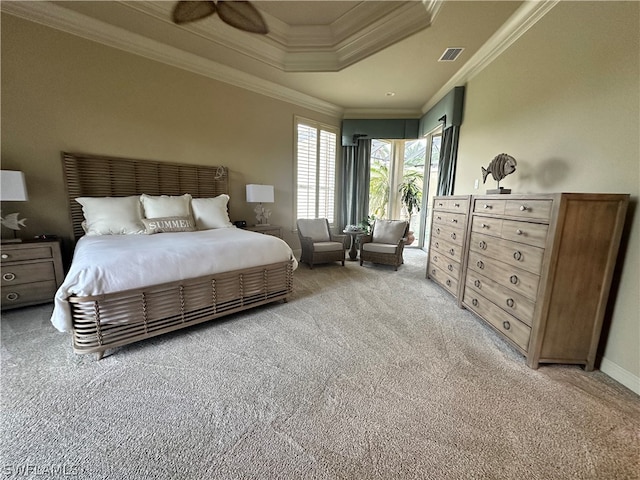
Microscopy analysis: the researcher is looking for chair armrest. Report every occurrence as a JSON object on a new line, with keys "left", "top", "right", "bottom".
{"left": 298, "top": 234, "right": 315, "bottom": 251}
{"left": 330, "top": 233, "right": 348, "bottom": 248}
{"left": 359, "top": 234, "right": 373, "bottom": 246}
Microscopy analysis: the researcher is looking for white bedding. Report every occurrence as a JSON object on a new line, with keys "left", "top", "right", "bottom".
{"left": 51, "top": 228, "right": 297, "bottom": 332}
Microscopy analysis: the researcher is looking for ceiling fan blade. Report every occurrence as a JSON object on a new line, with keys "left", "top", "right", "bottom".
{"left": 172, "top": 1, "right": 217, "bottom": 25}
{"left": 217, "top": 1, "right": 269, "bottom": 34}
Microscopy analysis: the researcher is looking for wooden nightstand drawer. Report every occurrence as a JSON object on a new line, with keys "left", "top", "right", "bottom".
{"left": 246, "top": 225, "right": 282, "bottom": 238}
{"left": 1, "top": 280, "right": 58, "bottom": 308}
{"left": 2, "top": 262, "right": 55, "bottom": 286}
{"left": 1, "top": 245, "right": 54, "bottom": 263}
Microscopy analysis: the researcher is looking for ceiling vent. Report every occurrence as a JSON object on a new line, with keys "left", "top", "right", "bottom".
{"left": 438, "top": 47, "right": 464, "bottom": 62}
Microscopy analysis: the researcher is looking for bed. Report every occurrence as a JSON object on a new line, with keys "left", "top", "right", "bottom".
{"left": 52, "top": 152, "right": 296, "bottom": 359}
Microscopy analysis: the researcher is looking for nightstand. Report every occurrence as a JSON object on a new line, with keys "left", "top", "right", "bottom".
{"left": 246, "top": 225, "right": 282, "bottom": 239}
{"left": 1, "top": 239, "right": 64, "bottom": 310}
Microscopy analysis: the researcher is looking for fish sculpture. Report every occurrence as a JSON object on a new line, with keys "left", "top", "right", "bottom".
{"left": 0, "top": 212, "right": 27, "bottom": 230}
{"left": 482, "top": 153, "right": 517, "bottom": 184}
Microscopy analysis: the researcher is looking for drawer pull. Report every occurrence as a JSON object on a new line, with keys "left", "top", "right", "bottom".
{"left": 481, "top": 223, "right": 488, "bottom": 229}
{"left": 435, "top": 242, "right": 439, "bottom": 248}
{"left": 478, "top": 241, "right": 487, "bottom": 250}
{"left": 5, "top": 292, "right": 19, "bottom": 301}
{"left": 1, "top": 254, "right": 9, "bottom": 259}
{"left": 432, "top": 255, "right": 438, "bottom": 262}
{"left": 454, "top": 203, "right": 460, "bottom": 207}
{"left": 474, "top": 279, "right": 481, "bottom": 288}
{"left": 483, "top": 204, "right": 492, "bottom": 209}
{"left": 438, "top": 202, "right": 444, "bottom": 207}
{"left": 446, "top": 279, "right": 452, "bottom": 287}
{"left": 472, "top": 298, "right": 479, "bottom": 307}
{"left": 447, "top": 264, "right": 454, "bottom": 272}
{"left": 437, "top": 216, "right": 442, "bottom": 221}
{"left": 503, "top": 321, "right": 511, "bottom": 330}
{"left": 506, "top": 298, "right": 515, "bottom": 308}
{"left": 519, "top": 205, "right": 528, "bottom": 211}
{"left": 476, "top": 260, "right": 485, "bottom": 269}
{"left": 516, "top": 229, "right": 523, "bottom": 235}
{"left": 2, "top": 273, "right": 16, "bottom": 282}
{"left": 510, "top": 275, "right": 519, "bottom": 285}
{"left": 450, "top": 232, "right": 456, "bottom": 240}
{"left": 449, "top": 248, "right": 455, "bottom": 255}
{"left": 431, "top": 269, "right": 436, "bottom": 275}
{"left": 451, "top": 218, "right": 458, "bottom": 224}
{"left": 513, "top": 251, "right": 523, "bottom": 261}
{"left": 436, "top": 228, "right": 441, "bottom": 234}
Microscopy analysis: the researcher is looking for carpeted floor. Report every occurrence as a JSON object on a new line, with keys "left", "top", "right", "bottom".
{"left": 1, "top": 249, "right": 639, "bottom": 479}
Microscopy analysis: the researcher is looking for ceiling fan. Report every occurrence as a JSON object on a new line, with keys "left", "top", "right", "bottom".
{"left": 172, "top": 1, "right": 269, "bottom": 34}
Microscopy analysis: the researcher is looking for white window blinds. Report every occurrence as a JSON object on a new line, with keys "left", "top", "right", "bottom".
{"left": 295, "top": 119, "right": 337, "bottom": 223}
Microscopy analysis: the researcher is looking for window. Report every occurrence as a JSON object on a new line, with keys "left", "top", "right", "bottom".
{"left": 295, "top": 117, "right": 338, "bottom": 223}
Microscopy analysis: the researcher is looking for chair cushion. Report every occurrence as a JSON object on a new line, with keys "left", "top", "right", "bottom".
{"left": 372, "top": 220, "right": 407, "bottom": 244}
{"left": 297, "top": 219, "right": 330, "bottom": 242}
{"left": 362, "top": 243, "right": 399, "bottom": 254}
{"left": 313, "top": 241, "right": 344, "bottom": 252}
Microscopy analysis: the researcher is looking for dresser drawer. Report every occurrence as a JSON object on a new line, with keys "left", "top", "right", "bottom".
{"left": 469, "top": 232, "right": 544, "bottom": 275}
{"left": 432, "top": 223, "right": 464, "bottom": 247}
{"left": 505, "top": 199, "right": 552, "bottom": 221}
{"left": 429, "top": 250, "right": 460, "bottom": 280}
{"left": 432, "top": 211, "right": 466, "bottom": 230}
{"left": 500, "top": 219, "right": 549, "bottom": 248}
{"left": 1, "top": 262, "right": 55, "bottom": 286}
{"left": 466, "top": 269, "right": 535, "bottom": 327}
{"left": 1, "top": 245, "right": 54, "bottom": 263}
{"left": 471, "top": 216, "right": 502, "bottom": 238}
{"left": 473, "top": 198, "right": 506, "bottom": 215}
{"left": 433, "top": 197, "right": 469, "bottom": 213}
{"left": 467, "top": 250, "right": 540, "bottom": 301}
{"left": 428, "top": 263, "right": 458, "bottom": 297}
{"left": 1, "top": 280, "right": 57, "bottom": 308}
{"left": 431, "top": 237, "right": 463, "bottom": 263}
{"left": 463, "top": 289, "right": 531, "bottom": 352}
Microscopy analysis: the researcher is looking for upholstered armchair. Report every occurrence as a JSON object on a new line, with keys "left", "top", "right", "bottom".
{"left": 297, "top": 218, "right": 347, "bottom": 268}
{"left": 359, "top": 219, "right": 409, "bottom": 271}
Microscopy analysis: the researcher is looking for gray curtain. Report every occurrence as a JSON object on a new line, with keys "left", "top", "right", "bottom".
{"left": 340, "top": 139, "right": 371, "bottom": 229}
{"left": 437, "top": 125, "right": 460, "bottom": 196}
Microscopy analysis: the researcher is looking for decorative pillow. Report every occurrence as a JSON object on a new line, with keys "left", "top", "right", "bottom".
{"left": 191, "top": 195, "right": 233, "bottom": 230}
{"left": 373, "top": 220, "right": 407, "bottom": 244}
{"left": 142, "top": 216, "right": 196, "bottom": 234}
{"left": 76, "top": 196, "right": 145, "bottom": 235}
{"left": 140, "top": 194, "right": 192, "bottom": 219}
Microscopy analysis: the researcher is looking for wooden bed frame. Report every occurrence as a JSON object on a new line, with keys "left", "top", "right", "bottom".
{"left": 62, "top": 152, "right": 294, "bottom": 359}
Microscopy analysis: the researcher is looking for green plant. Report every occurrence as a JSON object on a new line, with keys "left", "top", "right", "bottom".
{"left": 358, "top": 215, "right": 376, "bottom": 234}
{"left": 399, "top": 173, "right": 423, "bottom": 217}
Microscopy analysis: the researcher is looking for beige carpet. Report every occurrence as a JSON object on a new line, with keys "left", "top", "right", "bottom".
{"left": 1, "top": 249, "right": 639, "bottom": 479}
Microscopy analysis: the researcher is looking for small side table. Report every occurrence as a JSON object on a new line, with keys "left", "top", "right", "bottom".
{"left": 342, "top": 229, "right": 365, "bottom": 261}
{"left": 246, "top": 225, "right": 282, "bottom": 239}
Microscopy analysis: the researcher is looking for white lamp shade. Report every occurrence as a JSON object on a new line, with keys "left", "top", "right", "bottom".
{"left": 246, "top": 184, "right": 274, "bottom": 203}
{"left": 1, "top": 170, "right": 29, "bottom": 201}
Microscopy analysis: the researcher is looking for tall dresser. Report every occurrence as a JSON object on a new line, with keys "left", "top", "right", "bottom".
{"left": 426, "top": 195, "right": 470, "bottom": 303}
{"left": 426, "top": 193, "right": 628, "bottom": 370}
{"left": 460, "top": 193, "right": 628, "bottom": 370}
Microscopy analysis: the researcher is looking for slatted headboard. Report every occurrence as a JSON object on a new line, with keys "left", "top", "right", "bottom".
{"left": 62, "top": 152, "right": 229, "bottom": 241}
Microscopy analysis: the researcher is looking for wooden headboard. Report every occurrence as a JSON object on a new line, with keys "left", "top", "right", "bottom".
{"left": 62, "top": 152, "right": 229, "bottom": 241}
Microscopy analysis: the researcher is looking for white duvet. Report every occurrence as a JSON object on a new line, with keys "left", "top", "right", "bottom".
{"left": 51, "top": 228, "right": 297, "bottom": 332}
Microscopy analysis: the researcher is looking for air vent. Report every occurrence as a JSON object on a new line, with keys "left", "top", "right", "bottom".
{"left": 438, "top": 47, "right": 464, "bottom": 62}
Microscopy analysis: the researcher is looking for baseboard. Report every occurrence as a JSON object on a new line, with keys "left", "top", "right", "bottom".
{"left": 600, "top": 358, "right": 640, "bottom": 395}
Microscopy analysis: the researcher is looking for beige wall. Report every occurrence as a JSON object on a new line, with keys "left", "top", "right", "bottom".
{"left": 456, "top": 2, "right": 639, "bottom": 390}
{"left": 0, "top": 14, "right": 339, "bottom": 251}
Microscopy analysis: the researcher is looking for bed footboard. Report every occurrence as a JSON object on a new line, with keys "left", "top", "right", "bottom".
{"left": 69, "top": 260, "right": 294, "bottom": 358}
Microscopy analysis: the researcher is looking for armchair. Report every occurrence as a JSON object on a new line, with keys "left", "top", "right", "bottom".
{"left": 359, "top": 219, "right": 409, "bottom": 271}
{"left": 297, "top": 218, "right": 347, "bottom": 268}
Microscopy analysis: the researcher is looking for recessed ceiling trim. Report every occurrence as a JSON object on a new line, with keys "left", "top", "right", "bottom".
{"left": 0, "top": 1, "right": 343, "bottom": 117}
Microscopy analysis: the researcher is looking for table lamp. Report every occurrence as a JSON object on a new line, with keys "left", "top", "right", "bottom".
{"left": 1, "top": 170, "right": 29, "bottom": 242}
{"left": 246, "top": 184, "right": 274, "bottom": 225}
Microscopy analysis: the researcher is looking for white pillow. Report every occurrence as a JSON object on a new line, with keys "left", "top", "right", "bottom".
{"left": 191, "top": 195, "right": 233, "bottom": 230}
{"left": 140, "top": 194, "right": 192, "bottom": 218}
{"left": 76, "top": 196, "right": 145, "bottom": 235}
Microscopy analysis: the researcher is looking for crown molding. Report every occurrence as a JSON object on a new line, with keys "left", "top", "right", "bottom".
{"left": 0, "top": 1, "right": 344, "bottom": 118}
{"left": 421, "top": 0, "right": 559, "bottom": 113}
{"left": 342, "top": 109, "right": 423, "bottom": 119}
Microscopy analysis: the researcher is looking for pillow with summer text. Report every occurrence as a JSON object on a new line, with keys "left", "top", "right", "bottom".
{"left": 76, "top": 196, "right": 145, "bottom": 235}
{"left": 191, "top": 195, "right": 233, "bottom": 230}
{"left": 142, "top": 216, "right": 196, "bottom": 234}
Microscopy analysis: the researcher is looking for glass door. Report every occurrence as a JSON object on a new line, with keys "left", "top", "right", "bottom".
{"left": 420, "top": 127, "right": 442, "bottom": 250}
